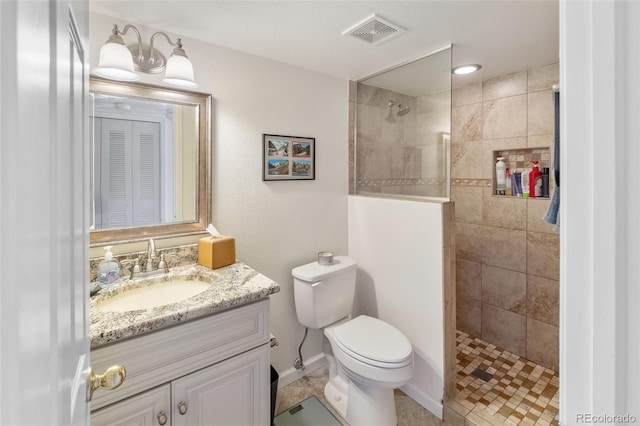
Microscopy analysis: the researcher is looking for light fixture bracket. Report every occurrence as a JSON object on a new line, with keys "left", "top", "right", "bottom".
{"left": 129, "top": 45, "right": 167, "bottom": 74}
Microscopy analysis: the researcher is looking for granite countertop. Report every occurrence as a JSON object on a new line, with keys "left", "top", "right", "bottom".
{"left": 90, "top": 262, "right": 280, "bottom": 349}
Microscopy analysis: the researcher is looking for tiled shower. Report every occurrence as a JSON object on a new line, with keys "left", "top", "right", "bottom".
{"left": 351, "top": 47, "right": 451, "bottom": 198}
{"left": 452, "top": 63, "right": 560, "bottom": 371}
{"left": 350, "top": 46, "right": 560, "bottom": 421}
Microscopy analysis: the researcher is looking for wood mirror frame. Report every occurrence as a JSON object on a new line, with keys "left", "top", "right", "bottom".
{"left": 89, "top": 77, "right": 211, "bottom": 245}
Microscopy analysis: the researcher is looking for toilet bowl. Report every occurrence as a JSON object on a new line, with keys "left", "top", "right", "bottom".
{"left": 323, "top": 316, "right": 413, "bottom": 425}
{"left": 292, "top": 256, "right": 414, "bottom": 426}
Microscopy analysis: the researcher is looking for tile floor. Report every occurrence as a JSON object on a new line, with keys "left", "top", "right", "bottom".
{"left": 276, "top": 330, "right": 560, "bottom": 426}
{"left": 275, "top": 366, "right": 441, "bottom": 426}
{"left": 445, "top": 331, "right": 560, "bottom": 426}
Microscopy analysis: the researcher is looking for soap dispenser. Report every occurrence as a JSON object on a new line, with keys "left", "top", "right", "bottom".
{"left": 97, "top": 246, "right": 121, "bottom": 285}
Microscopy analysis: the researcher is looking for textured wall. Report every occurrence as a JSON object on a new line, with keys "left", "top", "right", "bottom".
{"left": 451, "top": 63, "right": 560, "bottom": 370}
{"left": 90, "top": 13, "right": 350, "bottom": 377}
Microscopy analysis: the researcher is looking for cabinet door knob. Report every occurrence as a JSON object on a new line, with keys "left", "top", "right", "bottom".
{"left": 177, "top": 401, "right": 188, "bottom": 415}
{"left": 157, "top": 411, "right": 168, "bottom": 425}
{"left": 87, "top": 364, "right": 127, "bottom": 402}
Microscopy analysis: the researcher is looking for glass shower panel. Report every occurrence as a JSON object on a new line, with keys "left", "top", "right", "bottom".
{"left": 355, "top": 47, "right": 451, "bottom": 198}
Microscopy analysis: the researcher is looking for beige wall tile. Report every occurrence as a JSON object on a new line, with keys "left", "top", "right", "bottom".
{"left": 381, "top": 112, "right": 404, "bottom": 145}
{"left": 420, "top": 144, "right": 447, "bottom": 179}
{"left": 527, "top": 198, "right": 556, "bottom": 233}
{"left": 482, "top": 264, "right": 527, "bottom": 314}
{"left": 452, "top": 140, "right": 485, "bottom": 179}
{"left": 482, "top": 303, "right": 526, "bottom": 357}
{"left": 456, "top": 222, "right": 486, "bottom": 263}
{"left": 527, "top": 275, "right": 559, "bottom": 327}
{"left": 453, "top": 83, "right": 482, "bottom": 107}
{"left": 357, "top": 83, "right": 388, "bottom": 107}
{"left": 526, "top": 318, "right": 559, "bottom": 371}
{"left": 417, "top": 90, "right": 450, "bottom": 114}
{"left": 452, "top": 103, "right": 483, "bottom": 143}
{"left": 527, "top": 232, "right": 560, "bottom": 280}
{"left": 443, "top": 201, "right": 455, "bottom": 248}
{"left": 417, "top": 109, "right": 450, "bottom": 146}
{"left": 527, "top": 134, "right": 554, "bottom": 149}
{"left": 483, "top": 95, "right": 527, "bottom": 140}
{"left": 528, "top": 90, "right": 554, "bottom": 136}
{"left": 443, "top": 247, "right": 457, "bottom": 401}
{"left": 356, "top": 103, "right": 382, "bottom": 144}
{"left": 483, "top": 71, "right": 527, "bottom": 101}
{"left": 482, "top": 187, "right": 528, "bottom": 230}
{"left": 349, "top": 80, "right": 357, "bottom": 102}
{"left": 355, "top": 142, "right": 385, "bottom": 180}
{"left": 452, "top": 186, "right": 483, "bottom": 224}
{"left": 458, "top": 294, "right": 482, "bottom": 338}
{"left": 481, "top": 227, "right": 527, "bottom": 272}
{"left": 394, "top": 146, "right": 422, "bottom": 179}
{"left": 528, "top": 63, "right": 559, "bottom": 92}
{"left": 457, "top": 258, "right": 482, "bottom": 300}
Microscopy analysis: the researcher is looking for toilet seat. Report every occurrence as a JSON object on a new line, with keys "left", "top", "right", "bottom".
{"left": 332, "top": 315, "right": 412, "bottom": 368}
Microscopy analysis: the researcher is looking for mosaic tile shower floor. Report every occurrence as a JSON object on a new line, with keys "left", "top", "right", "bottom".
{"left": 446, "top": 330, "right": 560, "bottom": 426}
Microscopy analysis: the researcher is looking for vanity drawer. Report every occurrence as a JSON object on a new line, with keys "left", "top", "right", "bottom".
{"left": 90, "top": 298, "right": 269, "bottom": 410}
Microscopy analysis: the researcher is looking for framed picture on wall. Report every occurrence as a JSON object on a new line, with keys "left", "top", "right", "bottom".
{"left": 262, "top": 134, "right": 315, "bottom": 181}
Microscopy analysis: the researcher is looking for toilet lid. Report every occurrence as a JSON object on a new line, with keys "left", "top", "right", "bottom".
{"left": 333, "top": 316, "right": 412, "bottom": 366}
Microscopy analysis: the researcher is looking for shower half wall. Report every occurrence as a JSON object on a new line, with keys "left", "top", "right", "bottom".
{"left": 347, "top": 47, "right": 456, "bottom": 417}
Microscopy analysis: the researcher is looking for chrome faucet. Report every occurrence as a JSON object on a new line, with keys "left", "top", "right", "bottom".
{"left": 128, "top": 238, "right": 169, "bottom": 279}
{"left": 146, "top": 238, "right": 157, "bottom": 272}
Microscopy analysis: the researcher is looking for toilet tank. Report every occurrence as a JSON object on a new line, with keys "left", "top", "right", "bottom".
{"left": 292, "top": 255, "right": 357, "bottom": 329}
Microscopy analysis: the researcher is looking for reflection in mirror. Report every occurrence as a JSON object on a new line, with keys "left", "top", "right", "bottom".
{"left": 90, "top": 77, "right": 211, "bottom": 245}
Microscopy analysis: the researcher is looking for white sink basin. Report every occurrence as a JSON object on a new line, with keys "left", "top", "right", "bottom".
{"left": 97, "top": 279, "right": 211, "bottom": 313}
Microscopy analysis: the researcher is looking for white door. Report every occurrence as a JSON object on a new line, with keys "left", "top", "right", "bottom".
{"left": 0, "top": 1, "right": 90, "bottom": 424}
{"left": 95, "top": 118, "right": 162, "bottom": 228}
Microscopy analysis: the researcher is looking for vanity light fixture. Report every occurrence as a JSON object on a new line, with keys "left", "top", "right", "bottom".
{"left": 94, "top": 24, "right": 198, "bottom": 88}
{"left": 451, "top": 64, "right": 482, "bottom": 75}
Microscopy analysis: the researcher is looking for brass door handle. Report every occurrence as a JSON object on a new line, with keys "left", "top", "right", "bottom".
{"left": 87, "top": 364, "right": 126, "bottom": 402}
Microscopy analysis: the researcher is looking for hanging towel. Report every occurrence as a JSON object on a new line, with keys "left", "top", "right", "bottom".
{"left": 544, "top": 89, "right": 560, "bottom": 228}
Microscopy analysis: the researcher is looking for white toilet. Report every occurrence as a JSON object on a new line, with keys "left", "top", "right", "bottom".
{"left": 292, "top": 255, "right": 413, "bottom": 426}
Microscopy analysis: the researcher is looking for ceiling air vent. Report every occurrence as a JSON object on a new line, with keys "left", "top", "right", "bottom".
{"left": 342, "top": 14, "right": 405, "bottom": 45}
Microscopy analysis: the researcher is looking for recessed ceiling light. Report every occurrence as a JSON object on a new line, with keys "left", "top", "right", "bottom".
{"left": 452, "top": 64, "right": 482, "bottom": 75}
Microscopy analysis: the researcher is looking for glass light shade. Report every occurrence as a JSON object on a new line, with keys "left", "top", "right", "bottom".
{"left": 94, "top": 42, "right": 139, "bottom": 81}
{"left": 163, "top": 54, "right": 198, "bottom": 88}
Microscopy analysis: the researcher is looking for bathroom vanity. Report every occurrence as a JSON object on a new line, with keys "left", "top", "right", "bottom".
{"left": 89, "top": 262, "right": 279, "bottom": 425}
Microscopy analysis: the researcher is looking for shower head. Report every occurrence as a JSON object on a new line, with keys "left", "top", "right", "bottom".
{"left": 397, "top": 104, "right": 410, "bottom": 116}
{"left": 388, "top": 100, "right": 410, "bottom": 116}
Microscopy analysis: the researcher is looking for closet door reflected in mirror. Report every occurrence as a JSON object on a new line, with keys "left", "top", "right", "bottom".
{"left": 90, "top": 77, "right": 211, "bottom": 245}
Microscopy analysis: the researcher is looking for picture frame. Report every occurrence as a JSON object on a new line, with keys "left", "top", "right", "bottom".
{"left": 262, "top": 134, "right": 315, "bottom": 181}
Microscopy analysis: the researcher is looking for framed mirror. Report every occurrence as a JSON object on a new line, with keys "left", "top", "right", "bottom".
{"left": 89, "top": 77, "right": 211, "bottom": 245}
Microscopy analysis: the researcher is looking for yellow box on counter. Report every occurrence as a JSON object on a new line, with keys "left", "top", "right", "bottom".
{"left": 198, "top": 236, "right": 236, "bottom": 269}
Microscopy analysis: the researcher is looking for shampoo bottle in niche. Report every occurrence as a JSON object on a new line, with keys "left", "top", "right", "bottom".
{"left": 529, "top": 161, "right": 543, "bottom": 198}
{"left": 97, "top": 246, "right": 121, "bottom": 285}
{"left": 521, "top": 169, "right": 531, "bottom": 197}
{"left": 495, "top": 157, "right": 506, "bottom": 195}
{"left": 542, "top": 167, "right": 550, "bottom": 198}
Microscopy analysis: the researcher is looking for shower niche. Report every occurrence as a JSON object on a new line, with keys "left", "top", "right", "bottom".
{"left": 350, "top": 46, "right": 452, "bottom": 199}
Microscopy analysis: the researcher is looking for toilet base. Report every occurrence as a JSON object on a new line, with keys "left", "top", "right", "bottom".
{"left": 324, "top": 375, "right": 398, "bottom": 426}
{"left": 324, "top": 376, "right": 348, "bottom": 419}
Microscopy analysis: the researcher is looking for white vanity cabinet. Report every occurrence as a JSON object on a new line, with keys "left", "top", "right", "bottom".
{"left": 90, "top": 299, "right": 271, "bottom": 426}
